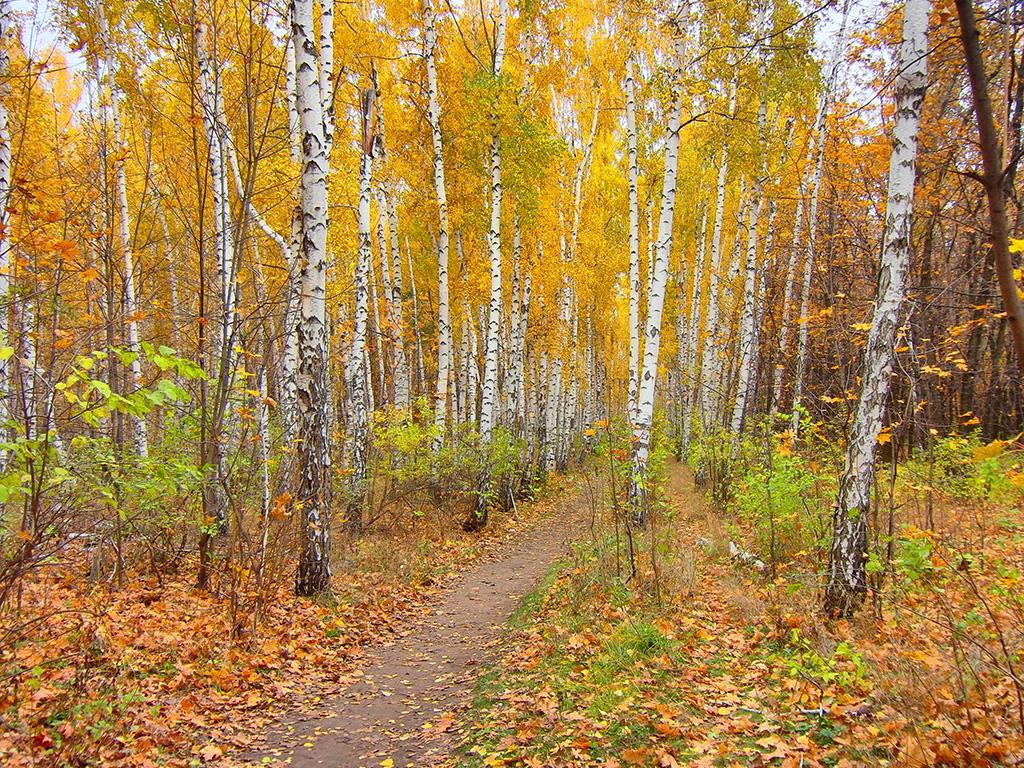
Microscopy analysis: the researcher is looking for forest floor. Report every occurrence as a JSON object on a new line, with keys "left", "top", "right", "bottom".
{"left": 5, "top": 459, "right": 1023, "bottom": 767}
{"left": 444, "top": 460, "right": 1024, "bottom": 768}
{"left": 0, "top": 473, "right": 591, "bottom": 768}
{"left": 243, "top": 480, "right": 591, "bottom": 768}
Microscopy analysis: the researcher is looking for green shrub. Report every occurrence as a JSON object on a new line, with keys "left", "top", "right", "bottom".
{"left": 903, "top": 432, "right": 1024, "bottom": 507}
{"left": 730, "top": 433, "right": 834, "bottom": 566}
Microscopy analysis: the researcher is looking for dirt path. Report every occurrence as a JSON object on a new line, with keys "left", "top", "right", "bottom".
{"left": 252, "top": 485, "right": 590, "bottom": 768}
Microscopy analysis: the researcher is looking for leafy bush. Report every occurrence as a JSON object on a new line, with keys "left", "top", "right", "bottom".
{"left": 903, "top": 432, "right": 1024, "bottom": 507}
{"left": 0, "top": 344, "right": 206, "bottom": 601}
{"left": 365, "top": 402, "right": 527, "bottom": 523}
{"left": 731, "top": 440, "right": 834, "bottom": 566}
{"left": 780, "top": 628, "right": 870, "bottom": 692}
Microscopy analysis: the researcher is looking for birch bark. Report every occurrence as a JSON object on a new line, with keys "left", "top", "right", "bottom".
{"left": 386, "top": 194, "right": 409, "bottom": 409}
{"left": 292, "top": 0, "right": 333, "bottom": 595}
{"left": 824, "top": 0, "right": 930, "bottom": 617}
{"left": 346, "top": 75, "right": 377, "bottom": 535}
{"left": 680, "top": 207, "right": 708, "bottom": 454}
{"left": 100, "top": 6, "right": 148, "bottom": 458}
{"left": 478, "top": 0, "right": 508, "bottom": 440}
{"left": 194, "top": 17, "right": 236, "bottom": 537}
{"left": 626, "top": 58, "right": 641, "bottom": 428}
{"left": 424, "top": 0, "right": 452, "bottom": 437}
{"left": 791, "top": 0, "right": 850, "bottom": 435}
{"left": 698, "top": 81, "right": 736, "bottom": 428}
{"left": 730, "top": 95, "right": 769, "bottom": 440}
{"left": 468, "top": 0, "right": 508, "bottom": 531}
{"left": 629, "top": 14, "right": 687, "bottom": 526}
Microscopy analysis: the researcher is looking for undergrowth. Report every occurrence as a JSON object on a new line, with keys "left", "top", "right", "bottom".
{"left": 453, "top": 428, "right": 1024, "bottom": 767}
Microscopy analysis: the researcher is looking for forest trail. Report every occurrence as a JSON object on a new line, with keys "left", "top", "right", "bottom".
{"left": 251, "top": 483, "right": 592, "bottom": 768}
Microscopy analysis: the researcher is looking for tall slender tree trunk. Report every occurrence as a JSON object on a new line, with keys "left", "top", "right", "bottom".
{"left": 507, "top": 217, "right": 530, "bottom": 435}
{"left": 281, "top": 37, "right": 302, "bottom": 444}
{"left": 425, "top": 0, "right": 452, "bottom": 437}
{"left": 468, "top": 0, "right": 508, "bottom": 531}
{"left": 771, "top": 176, "right": 807, "bottom": 416}
{"left": 680, "top": 207, "right": 708, "bottom": 454}
{"left": 699, "top": 81, "right": 736, "bottom": 429}
{"left": 346, "top": 75, "right": 377, "bottom": 535}
{"left": 386, "top": 194, "right": 409, "bottom": 409}
{"left": 292, "top": 0, "right": 334, "bottom": 595}
{"left": 368, "top": 230, "right": 386, "bottom": 405}
{"left": 626, "top": 58, "right": 641, "bottom": 428}
{"left": 406, "top": 238, "right": 426, "bottom": 397}
{"left": 478, "top": 0, "right": 508, "bottom": 440}
{"left": 791, "top": 0, "right": 850, "bottom": 436}
{"left": 100, "top": 5, "right": 148, "bottom": 458}
{"left": 629, "top": 13, "right": 687, "bottom": 527}
{"left": 195, "top": 17, "right": 238, "bottom": 541}
{"left": 730, "top": 188, "right": 764, "bottom": 440}
{"left": 824, "top": 0, "right": 931, "bottom": 618}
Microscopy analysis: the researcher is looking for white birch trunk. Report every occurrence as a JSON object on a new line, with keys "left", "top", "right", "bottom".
{"left": 790, "top": 131, "right": 826, "bottom": 436}
{"left": 386, "top": 195, "right": 409, "bottom": 409}
{"left": 647, "top": 201, "right": 657, "bottom": 302}
{"left": 347, "top": 104, "right": 375, "bottom": 529}
{"left": 281, "top": 37, "right": 302, "bottom": 441}
{"left": 425, "top": 0, "right": 452, "bottom": 436}
{"left": 730, "top": 89, "right": 769, "bottom": 440}
{"left": 101, "top": 6, "right": 148, "bottom": 458}
{"left": 478, "top": 0, "right": 508, "bottom": 441}
{"left": 291, "top": 0, "right": 333, "bottom": 595}
{"left": 626, "top": 58, "right": 641, "bottom": 427}
{"left": 507, "top": 217, "right": 529, "bottom": 434}
{"left": 771, "top": 176, "right": 807, "bottom": 417}
{"left": 368, "top": 230, "right": 386, "bottom": 403}
{"left": 629, "top": 16, "right": 687, "bottom": 525}
{"left": 698, "top": 80, "right": 735, "bottom": 429}
{"left": 281, "top": 211, "right": 302, "bottom": 442}
{"left": 406, "top": 238, "right": 426, "bottom": 395}
{"left": 680, "top": 207, "right": 708, "bottom": 454}
{"left": 729, "top": 187, "right": 764, "bottom": 439}
{"left": 319, "top": 0, "right": 334, "bottom": 160}
{"left": 285, "top": 35, "right": 301, "bottom": 164}
{"left": 825, "top": 0, "right": 930, "bottom": 617}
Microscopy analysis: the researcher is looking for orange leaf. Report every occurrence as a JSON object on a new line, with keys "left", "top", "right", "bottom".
{"left": 623, "top": 747, "right": 649, "bottom": 765}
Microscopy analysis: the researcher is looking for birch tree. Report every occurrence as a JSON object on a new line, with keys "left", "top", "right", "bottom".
{"left": 385, "top": 194, "right": 409, "bottom": 409}
{"left": 823, "top": 0, "right": 931, "bottom": 618}
{"left": 194, "top": 17, "right": 236, "bottom": 540}
{"left": 626, "top": 57, "right": 641, "bottom": 429}
{"left": 790, "top": 0, "right": 850, "bottom": 435}
{"left": 698, "top": 83, "right": 736, "bottom": 429}
{"left": 292, "top": 0, "right": 333, "bottom": 596}
{"left": 629, "top": 9, "right": 687, "bottom": 527}
{"left": 98, "top": 3, "right": 147, "bottom": 459}
{"left": 424, "top": 0, "right": 452, "bottom": 438}
{"left": 477, "top": 0, "right": 508, "bottom": 440}
{"left": 728, "top": 1, "right": 772, "bottom": 441}
{"left": 467, "top": 0, "right": 508, "bottom": 531}
{"left": 346, "top": 72, "right": 378, "bottom": 534}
